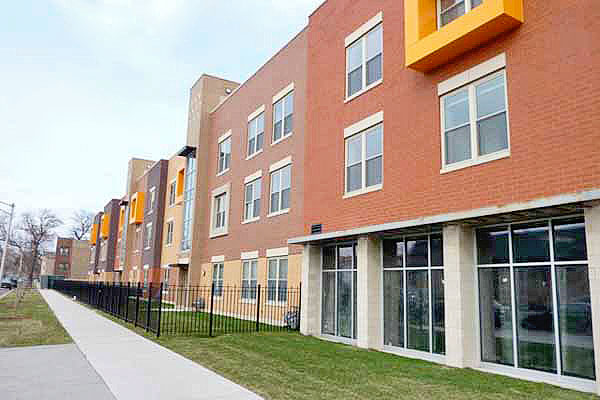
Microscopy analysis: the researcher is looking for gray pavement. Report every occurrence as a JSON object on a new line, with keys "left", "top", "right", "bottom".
{"left": 0, "top": 288, "right": 11, "bottom": 299}
{"left": 41, "top": 290, "right": 262, "bottom": 400}
{"left": 0, "top": 344, "right": 116, "bottom": 400}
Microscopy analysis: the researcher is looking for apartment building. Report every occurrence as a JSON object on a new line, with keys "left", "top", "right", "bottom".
{"left": 160, "top": 153, "right": 186, "bottom": 286}
{"left": 52, "top": 238, "right": 90, "bottom": 280}
{"left": 94, "top": 199, "right": 120, "bottom": 282}
{"left": 88, "top": 212, "right": 102, "bottom": 279}
{"left": 183, "top": 30, "right": 307, "bottom": 310}
{"left": 291, "top": 0, "right": 600, "bottom": 394}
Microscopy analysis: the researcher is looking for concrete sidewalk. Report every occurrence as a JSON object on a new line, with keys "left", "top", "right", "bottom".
{"left": 41, "top": 290, "right": 262, "bottom": 400}
{"left": 0, "top": 344, "right": 116, "bottom": 400}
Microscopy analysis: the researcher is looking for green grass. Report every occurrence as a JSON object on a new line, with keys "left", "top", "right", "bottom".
{"left": 90, "top": 307, "right": 596, "bottom": 400}
{"left": 0, "top": 290, "right": 72, "bottom": 347}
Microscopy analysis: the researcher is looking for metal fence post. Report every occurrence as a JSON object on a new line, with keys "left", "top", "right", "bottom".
{"left": 134, "top": 282, "right": 140, "bottom": 327}
{"left": 209, "top": 282, "right": 215, "bottom": 337}
{"left": 146, "top": 283, "right": 152, "bottom": 332}
{"left": 298, "top": 282, "right": 302, "bottom": 331}
{"left": 156, "top": 282, "right": 163, "bottom": 338}
{"left": 125, "top": 282, "right": 130, "bottom": 321}
{"left": 256, "top": 284, "right": 261, "bottom": 332}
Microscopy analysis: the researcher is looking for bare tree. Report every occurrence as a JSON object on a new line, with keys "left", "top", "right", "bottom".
{"left": 70, "top": 210, "right": 95, "bottom": 240}
{"left": 19, "top": 209, "right": 62, "bottom": 282}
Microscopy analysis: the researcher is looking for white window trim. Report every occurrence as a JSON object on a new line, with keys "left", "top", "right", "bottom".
{"left": 241, "top": 250, "right": 259, "bottom": 260}
{"left": 243, "top": 177, "right": 262, "bottom": 224}
{"left": 245, "top": 148, "right": 263, "bottom": 161}
{"left": 437, "top": 0, "right": 478, "bottom": 30}
{"left": 148, "top": 186, "right": 156, "bottom": 215}
{"left": 345, "top": 13, "right": 383, "bottom": 101}
{"left": 272, "top": 85, "right": 295, "bottom": 145}
{"left": 212, "top": 262, "right": 224, "bottom": 298}
{"left": 241, "top": 259, "right": 258, "bottom": 304}
{"left": 164, "top": 219, "right": 174, "bottom": 247}
{"left": 439, "top": 68, "right": 511, "bottom": 174}
{"left": 217, "top": 130, "right": 232, "bottom": 176}
{"left": 267, "top": 208, "right": 290, "bottom": 219}
{"left": 244, "top": 169, "right": 262, "bottom": 184}
{"left": 144, "top": 222, "right": 153, "bottom": 250}
{"left": 210, "top": 183, "right": 230, "bottom": 238}
{"left": 269, "top": 156, "right": 292, "bottom": 173}
{"left": 266, "top": 256, "right": 289, "bottom": 306}
{"left": 211, "top": 255, "right": 225, "bottom": 263}
{"left": 272, "top": 82, "right": 294, "bottom": 104}
{"left": 438, "top": 53, "right": 506, "bottom": 96}
{"left": 247, "top": 105, "right": 265, "bottom": 122}
{"left": 266, "top": 247, "right": 289, "bottom": 258}
{"left": 168, "top": 179, "right": 177, "bottom": 207}
{"left": 344, "top": 114, "right": 384, "bottom": 197}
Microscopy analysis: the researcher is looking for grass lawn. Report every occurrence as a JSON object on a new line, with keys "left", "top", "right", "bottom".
{"left": 0, "top": 290, "right": 71, "bottom": 347}
{"left": 90, "top": 306, "right": 596, "bottom": 400}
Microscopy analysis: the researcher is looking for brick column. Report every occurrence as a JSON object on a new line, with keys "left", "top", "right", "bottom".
{"left": 356, "top": 235, "right": 382, "bottom": 350}
{"left": 443, "top": 223, "right": 478, "bottom": 368}
{"left": 584, "top": 204, "right": 600, "bottom": 394}
{"left": 300, "top": 244, "right": 321, "bottom": 336}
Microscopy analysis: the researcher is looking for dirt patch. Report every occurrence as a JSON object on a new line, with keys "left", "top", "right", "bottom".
{"left": 0, "top": 316, "right": 32, "bottom": 321}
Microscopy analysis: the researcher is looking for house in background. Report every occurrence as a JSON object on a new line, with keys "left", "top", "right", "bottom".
{"left": 54, "top": 238, "right": 89, "bottom": 280}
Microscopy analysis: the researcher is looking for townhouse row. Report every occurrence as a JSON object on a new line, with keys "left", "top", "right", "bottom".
{"left": 85, "top": 0, "right": 600, "bottom": 394}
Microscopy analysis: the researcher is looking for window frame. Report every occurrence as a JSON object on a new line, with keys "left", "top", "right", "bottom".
{"left": 267, "top": 257, "right": 289, "bottom": 305}
{"left": 269, "top": 164, "right": 292, "bottom": 217}
{"left": 210, "top": 184, "right": 230, "bottom": 238}
{"left": 241, "top": 259, "right": 258, "bottom": 303}
{"left": 345, "top": 21, "right": 383, "bottom": 102}
{"left": 344, "top": 122, "right": 383, "bottom": 198}
{"left": 212, "top": 263, "right": 224, "bottom": 298}
{"left": 144, "top": 222, "right": 153, "bottom": 250}
{"left": 148, "top": 186, "right": 156, "bottom": 215}
{"left": 272, "top": 90, "right": 294, "bottom": 145}
{"left": 168, "top": 180, "right": 177, "bottom": 207}
{"left": 165, "top": 220, "right": 174, "bottom": 246}
{"left": 247, "top": 111, "right": 265, "bottom": 159}
{"left": 217, "top": 133, "right": 232, "bottom": 176}
{"left": 437, "top": 0, "right": 482, "bottom": 29}
{"left": 243, "top": 177, "right": 262, "bottom": 223}
{"left": 440, "top": 69, "right": 510, "bottom": 173}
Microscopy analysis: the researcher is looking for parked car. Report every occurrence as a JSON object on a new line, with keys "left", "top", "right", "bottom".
{"left": 1, "top": 278, "right": 16, "bottom": 289}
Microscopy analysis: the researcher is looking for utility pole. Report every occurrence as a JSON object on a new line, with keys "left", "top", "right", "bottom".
{"left": 0, "top": 201, "right": 15, "bottom": 282}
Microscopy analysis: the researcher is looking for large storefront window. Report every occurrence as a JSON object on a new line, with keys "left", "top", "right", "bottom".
{"left": 322, "top": 244, "right": 357, "bottom": 340}
{"left": 476, "top": 217, "right": 595, "bottom": 380}
{"left": 383, "top": 233, "right": 445, "bottom": 355}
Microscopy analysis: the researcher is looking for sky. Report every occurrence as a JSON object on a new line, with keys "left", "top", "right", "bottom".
{"left": 0, "top": 0, "right": 323, "bottom": 231}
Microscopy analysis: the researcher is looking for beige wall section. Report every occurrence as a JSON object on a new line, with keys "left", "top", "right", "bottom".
{"left": 40, "top": 254, "right": 55, "bottom": 275}
{"left": 584, "top": 204, "right": 600, "bottom": 395}
{"left": 160, "top": 155, "right": 186, "bottom": 269}
{"left": 300, "top": 244, "right": 321, "bottom": 336}
{"left": 356, "top": 235, "right": 382, "bottom": 350}
{"left": 443, "top": 223, "right": 477, "bottom": 369}
{"left": 70, "top": 239, "right": 90, "bottom": 280}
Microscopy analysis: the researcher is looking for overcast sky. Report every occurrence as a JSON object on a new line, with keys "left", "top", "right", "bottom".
{"left": 0, "top": 0, "right": 322, "bottom": 228}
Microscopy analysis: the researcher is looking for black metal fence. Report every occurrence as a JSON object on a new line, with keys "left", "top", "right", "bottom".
{"left": 51, "top": 280, "right": 301, "bottom": 338}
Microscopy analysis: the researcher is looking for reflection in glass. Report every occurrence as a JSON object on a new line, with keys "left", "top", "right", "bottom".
{"left": 337, "top": 271, "right": 353, "bottom": 338}
{"left": 432, "top": 270, "right": 445, "bottom": 355}
{"left": 383, "top": 239, "right": 403, "bottom": 268}
{"left": 321, "top": 272, "right": 335, "bottom": 335}
{"left": 515, "top": 267, "right": 556, "bottom": 373}
{"left": 338, "top": 246, "right": 354, "bottom": 269}
{"left": 557, "top": 265, "right": 595, "bottom": 380}
{"left": 512, "top": 222, "right": 550, "bottom": 263}
{"left": 323, "top": 247, "right": 336, "bottom": 270}
{"left": 477, "top": 226, "right": 509, "bottom": 264}
{"left": 479, "top": 268, "right": 514, "bottom": 365}
{"left": 431, "top": 234, "right": 443, "bottom": 267}
{"left": 553, "top": 218, "right": 588, "bottom": 261}
{"left": 407, "top": 270, "right": 429, "bottom": 352}
{"left": 406, "top": 238, "right": 428, "bottom": 267}
{"left": 384, "top": 270, "right": 404, "bottom": 347}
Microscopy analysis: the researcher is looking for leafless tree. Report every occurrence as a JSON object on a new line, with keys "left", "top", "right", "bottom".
{"left": 70, "top": 210, "right": 95, "bottom": 240}
{"left": 18, "top": 209, "right": 62, "bottom": 282}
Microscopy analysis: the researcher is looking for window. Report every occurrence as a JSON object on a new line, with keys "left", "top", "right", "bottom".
{"left": 244, "top": 178, "right": 261, "bottom": 221}
{"left": 322, "top": 244, "right": 357, "bottom": 339}
{"left": 143, "top": 269, "right": 148, "bottom": 288}
{"left": 476, "top": 217, "right": 594, "bottom": 380}
{"left": 438, "top": 0, "right": 483, "bottom": 28}
{"left": 270, "top": 165, "right": 291, "bottom": 214}
{"left": 383, "top": 234, "right": 445, "bottom": 355}
{"left": 346, "top": 123, "right": 383, "bottom": 194}
{"left": 347, "top": 24, "right": 382, "bottom": 98}
{"left": 218, "top": 136, "right": 231, "bottom": 174}
{"left": 145, "top": 223, "right": 152, "bottom": 249}
{"left": 59, "top": 247, "right": 69, "bottom": 257}
{"left": 148, "top": 187, "right": 156, "bottom": 214}
{"left": 268, "top": 257, "right": 288, "bottom": 303}
{"left": 441, "top": 70, "right": 509, "bottom": 168}
{"left": 247, "top": 113, "right": 264, "bottom": 157}
{"left": 214, "top": 193, "right": 227, "bottom": 229}
{"left": 181, "top": 155, "right": 196, "bottom": 251}
{"left": 168, "top": 181, "right": 176, "bottom": 206}
{"left": 242, "top": 260, "right": 258, "bottom": 301}
{"left": 213, "top": 263, "right": 224, "bottom": 297}
{"left": 273, "top": 91, "right": 294, "bottom": 143}
{"left": 165, "top": 221, "right": 174, "bottom": 246}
